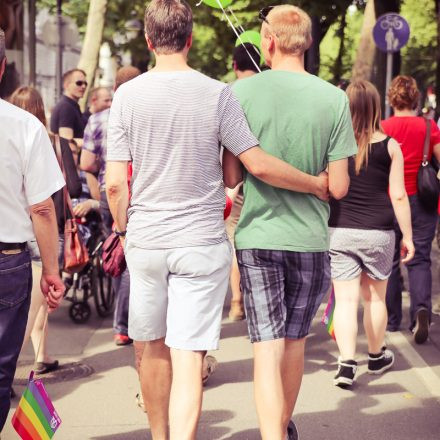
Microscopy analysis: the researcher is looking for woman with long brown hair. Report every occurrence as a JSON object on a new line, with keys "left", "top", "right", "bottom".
{"left": 328, "top": 80, "right": 414, "bottom": 388}
{"left": 383, "top": 75, "right": 440, "bottom": 344}
{"left": 9, "top": 86, "right": 81, "bottom": 374}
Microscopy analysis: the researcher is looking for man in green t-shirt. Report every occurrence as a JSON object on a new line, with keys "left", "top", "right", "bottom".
{"left": 230, "top": 5, "right": 357, "bottom": 439}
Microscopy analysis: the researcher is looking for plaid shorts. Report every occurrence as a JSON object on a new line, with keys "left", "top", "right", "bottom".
{"left": 237, "top": 249, "right": 331, "bottom": 342}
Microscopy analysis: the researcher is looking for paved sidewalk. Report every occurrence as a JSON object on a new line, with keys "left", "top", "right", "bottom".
{"left": 3, "top": 291, "right": 440, "bottom": 440}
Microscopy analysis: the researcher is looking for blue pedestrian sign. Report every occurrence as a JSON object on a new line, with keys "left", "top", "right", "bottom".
{"left": 373, "top": 13, "right": 410, "bottom": 53}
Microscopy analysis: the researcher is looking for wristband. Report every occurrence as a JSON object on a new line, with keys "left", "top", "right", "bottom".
{"left": 114, "top": 230, "right": 127, "bottom": 237}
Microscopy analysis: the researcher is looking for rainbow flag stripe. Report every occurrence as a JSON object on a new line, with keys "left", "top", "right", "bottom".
{"left": 12, "top": 373, "right": 61, "bottom": 439}
{"left": 322, "top": 287, "right": 336, "bottom": 340}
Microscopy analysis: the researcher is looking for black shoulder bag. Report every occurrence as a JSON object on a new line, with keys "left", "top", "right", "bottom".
{"left": 417, "top": 118, "right": 439, "bottom": 211}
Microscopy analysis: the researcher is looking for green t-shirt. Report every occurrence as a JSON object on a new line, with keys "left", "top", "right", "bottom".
{"left": 232, "top": 70, "right": 357, "bottom": 252}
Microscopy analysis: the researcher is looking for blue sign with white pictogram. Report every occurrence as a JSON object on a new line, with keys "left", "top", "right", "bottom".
{"left": 373, "top": 13, "right": 410, "bottom": 53}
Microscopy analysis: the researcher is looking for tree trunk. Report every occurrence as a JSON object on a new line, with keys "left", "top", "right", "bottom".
{"left": 333, "top": 11, "right": 347, "bottom": 83}
{"left": 305, "top": 16, "right": 322, "bottom": 75}
{"left": 351, "top": 0, "right": 376, "bottom": 81}
{"left": 77, "top": 0, "right": 108, "bottom": 110}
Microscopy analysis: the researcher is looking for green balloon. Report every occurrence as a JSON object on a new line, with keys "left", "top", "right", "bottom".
{"left": 202, "top": 0, "right": 233, "bottom": 9}
{"left": 235, "top": 30, "right": 264, "bottom": 64}
{"left": 235, "top": 30, "right": 261, "bottom": 50}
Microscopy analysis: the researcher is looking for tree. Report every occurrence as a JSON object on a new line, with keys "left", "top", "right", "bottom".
{"left": 351, "top": 0, "right": 377, "bottom": 81}
{"left": 78, "top": 0, "right": 108, "bottom": 108}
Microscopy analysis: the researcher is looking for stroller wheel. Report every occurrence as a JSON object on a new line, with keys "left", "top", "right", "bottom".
{"left": 69, "top": 302, "right": 91, "bottom": 324}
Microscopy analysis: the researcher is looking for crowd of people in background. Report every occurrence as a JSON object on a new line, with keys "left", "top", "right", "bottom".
{"left": 1, "top": 1, "right": 440, "bottom": 439}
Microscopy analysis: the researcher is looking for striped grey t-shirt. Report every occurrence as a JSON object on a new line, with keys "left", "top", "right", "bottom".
{"left": 107, "top": 70, "right": 258, "bottom": 249}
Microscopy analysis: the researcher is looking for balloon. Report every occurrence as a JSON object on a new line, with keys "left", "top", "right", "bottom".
{"left": 235, "top": 30, "right": 264, "bottom": 64}
{"left": 202, "top": 0, "right": 233, "bottom": 9}
{"left": 235, "top": 30, "right": 261, "bottom": 50}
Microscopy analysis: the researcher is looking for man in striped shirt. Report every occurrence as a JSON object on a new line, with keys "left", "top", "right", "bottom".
{"left": 105, "top": 1, "right": 329, "bottom": 439}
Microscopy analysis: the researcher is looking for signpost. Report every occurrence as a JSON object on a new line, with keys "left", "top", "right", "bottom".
{"left": 373, "top": 13, "right": 410, "bottom": 118}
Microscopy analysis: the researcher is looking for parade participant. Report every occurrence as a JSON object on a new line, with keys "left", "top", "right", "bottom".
{"left": 329, "top": 80, "right": 414, "bottom": 388}
{"left": 9, "top": 86, "right": 81, "bottom": 375}
{"left": 81, "top": 66, "right": 141, "bottom": 346}
{"left": 226, "top": 42, "right": 261, "bottom": 322}
{"left": 0, "top": 28, "right": 65, "bottom": 432}
{"left": 229, "top": 5, "right": 356, "bottom": 439}
{"left": 82, "top": 86, "right": 112, "bottom": 125}
{"left": 383, "top": 75, "right": 440, "bottom": 344}
{"left": 105, "top": 2, "right": 328, "bottom": 439}
{"left": 50, "top": 68, "right": 87, "bottom": 146}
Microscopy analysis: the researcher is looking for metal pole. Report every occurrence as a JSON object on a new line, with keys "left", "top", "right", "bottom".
{"left": 385, "top": 51, "right": 393, "bottom": 119}
{"left": 55, "top": 0, "right": 63, "bottom": 99}
{"left": 28, "top": 0, "right": 36, "bottom": 86}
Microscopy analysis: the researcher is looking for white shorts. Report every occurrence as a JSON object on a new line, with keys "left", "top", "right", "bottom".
{"left": 125, "top": 240, "right": 232, "bottom": 351}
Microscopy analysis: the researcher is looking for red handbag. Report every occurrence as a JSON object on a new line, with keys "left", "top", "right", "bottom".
{"left": 54, "top": 136, "right": 89, "bottom": 273}
{"left": 102, "top": 232, "right": 126, "bottom": 277}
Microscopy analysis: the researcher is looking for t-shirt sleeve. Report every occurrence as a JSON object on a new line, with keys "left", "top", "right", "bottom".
{"left": 107, "top": 90, "right": 131, "bottom": 161}
{"left": 327, "top": 95, "right": 358, "bottom": 162}
{"left": 24, "top": 124, "right": 65, "bottom": 206}
{"left": 82, "top": 118, "right": 99, "bottom": 155}
{"left": 217, "top": 86, "right": 259, "bottom": 156}
{"left": 429, "top": 119, "right": 440, "bottom": 148}
{"left": 57, "top": 104, "right": 76, "bottom": 130}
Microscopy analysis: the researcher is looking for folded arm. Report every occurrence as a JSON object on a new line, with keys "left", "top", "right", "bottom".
{"left": 236, "top": 146, "right": 329, "bottom": 201}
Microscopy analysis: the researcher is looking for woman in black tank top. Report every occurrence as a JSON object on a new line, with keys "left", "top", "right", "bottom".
{"left": 329, "top": 80, "right": 415, "bottom": 388}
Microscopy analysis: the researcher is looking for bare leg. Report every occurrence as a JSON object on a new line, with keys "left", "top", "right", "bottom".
{"left": 333, "top": 277, "right": 361, "bottom": 360}
{"left": 282, "top": 338, "right": 305, "bottom": 431}
{"left": 253, "top": 339, "right": 285, "bottom": 440}
{"left": 169, "top": 349, "right": 205, "bottom": 440}
{"left": 360, "top": 273, "right": 388, "bottom": 354}
{"left": 22, "top": 264, "right": 44, "bottom": 349}
{"left": 135, "top": 339, "right": 172, "bottom": 440}
{"left": 30, "top": 304, "right": 50, "bottom": 363}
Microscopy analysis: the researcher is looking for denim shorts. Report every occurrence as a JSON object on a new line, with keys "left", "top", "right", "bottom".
{"left": 237, "top": 249, "right": 331, "bottom": 342}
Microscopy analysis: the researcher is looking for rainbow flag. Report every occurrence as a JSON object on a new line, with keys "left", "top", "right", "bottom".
{"left": 12, "top": 372, "right": 61, "bottom": 439}
{"left": 322, "top": 287, "right": 336, "bottom": 340}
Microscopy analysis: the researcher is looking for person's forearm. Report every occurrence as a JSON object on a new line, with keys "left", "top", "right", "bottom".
{"left": 391, "top": 194, "right": 412, "bottom": 239}
{"left": 106, "top": 183, "right": 129, "bottom": 233}
{"left": 86, "top": 173, "right": 101, "bottom": 201}
{"left": 30, "top": 199, "right": 59, "bottom": 276}
{"left": 223, "top": 149, "right": 243, "bottom": 189}
{"left": 249, "top": 154, "right": 318, "bottom": 193}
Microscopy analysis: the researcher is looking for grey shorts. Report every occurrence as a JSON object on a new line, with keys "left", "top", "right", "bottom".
{"left": 329, "top": 227, "right": 395, "bottom": 281}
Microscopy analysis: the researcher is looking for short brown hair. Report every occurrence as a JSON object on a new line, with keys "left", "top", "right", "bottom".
{"left": 9, "top": 86, "right": 47, "bottom": 127}
{"left": 387, "top": 75, "right": 420, "bottom": 111}
{"left": 265, "top": 5, "right": 312, "bottom": 55}
{"left": 144, "top": 0, "right": 193, "bottom": 54}
{"left": 115, "top": 66, "right": 141, "bottom": 90}
{"left": 62, "top": 68, "right": 86, "bottom": 87}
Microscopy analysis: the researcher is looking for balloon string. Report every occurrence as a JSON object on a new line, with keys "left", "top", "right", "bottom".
{"left": 227, "top": 7, "right": 245, "bottom": 33}
{"left": 214, "top": 0, "right": 261, "bottom": 73}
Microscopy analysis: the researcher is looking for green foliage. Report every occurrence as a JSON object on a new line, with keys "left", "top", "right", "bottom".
{"left": 319, "top": 7, "right": 364, "bottom": 82}
{"left": 400, "top": 0, "right": 437, "bottom": 90}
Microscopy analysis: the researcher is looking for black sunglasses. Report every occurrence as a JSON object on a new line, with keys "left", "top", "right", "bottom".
{"left": 75, "top": 80, "right": 88, "bottom": 87}
{"left": 258, "top": 6, "right": 276, "bottom": 24}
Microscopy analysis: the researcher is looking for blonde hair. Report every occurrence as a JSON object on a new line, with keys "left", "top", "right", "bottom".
{"left": 10, "top": 86, "right": 47, "bottom": 127}
{"left": 346, "top": 80, "right": 383, "bottom": 174}
{"left": 264, "top": 5, "right": 312, "bottom": 55}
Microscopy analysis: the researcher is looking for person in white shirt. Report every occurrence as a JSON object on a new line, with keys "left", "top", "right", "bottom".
{"left": 0, "top": 28, "right": 65, "bottom": 432}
